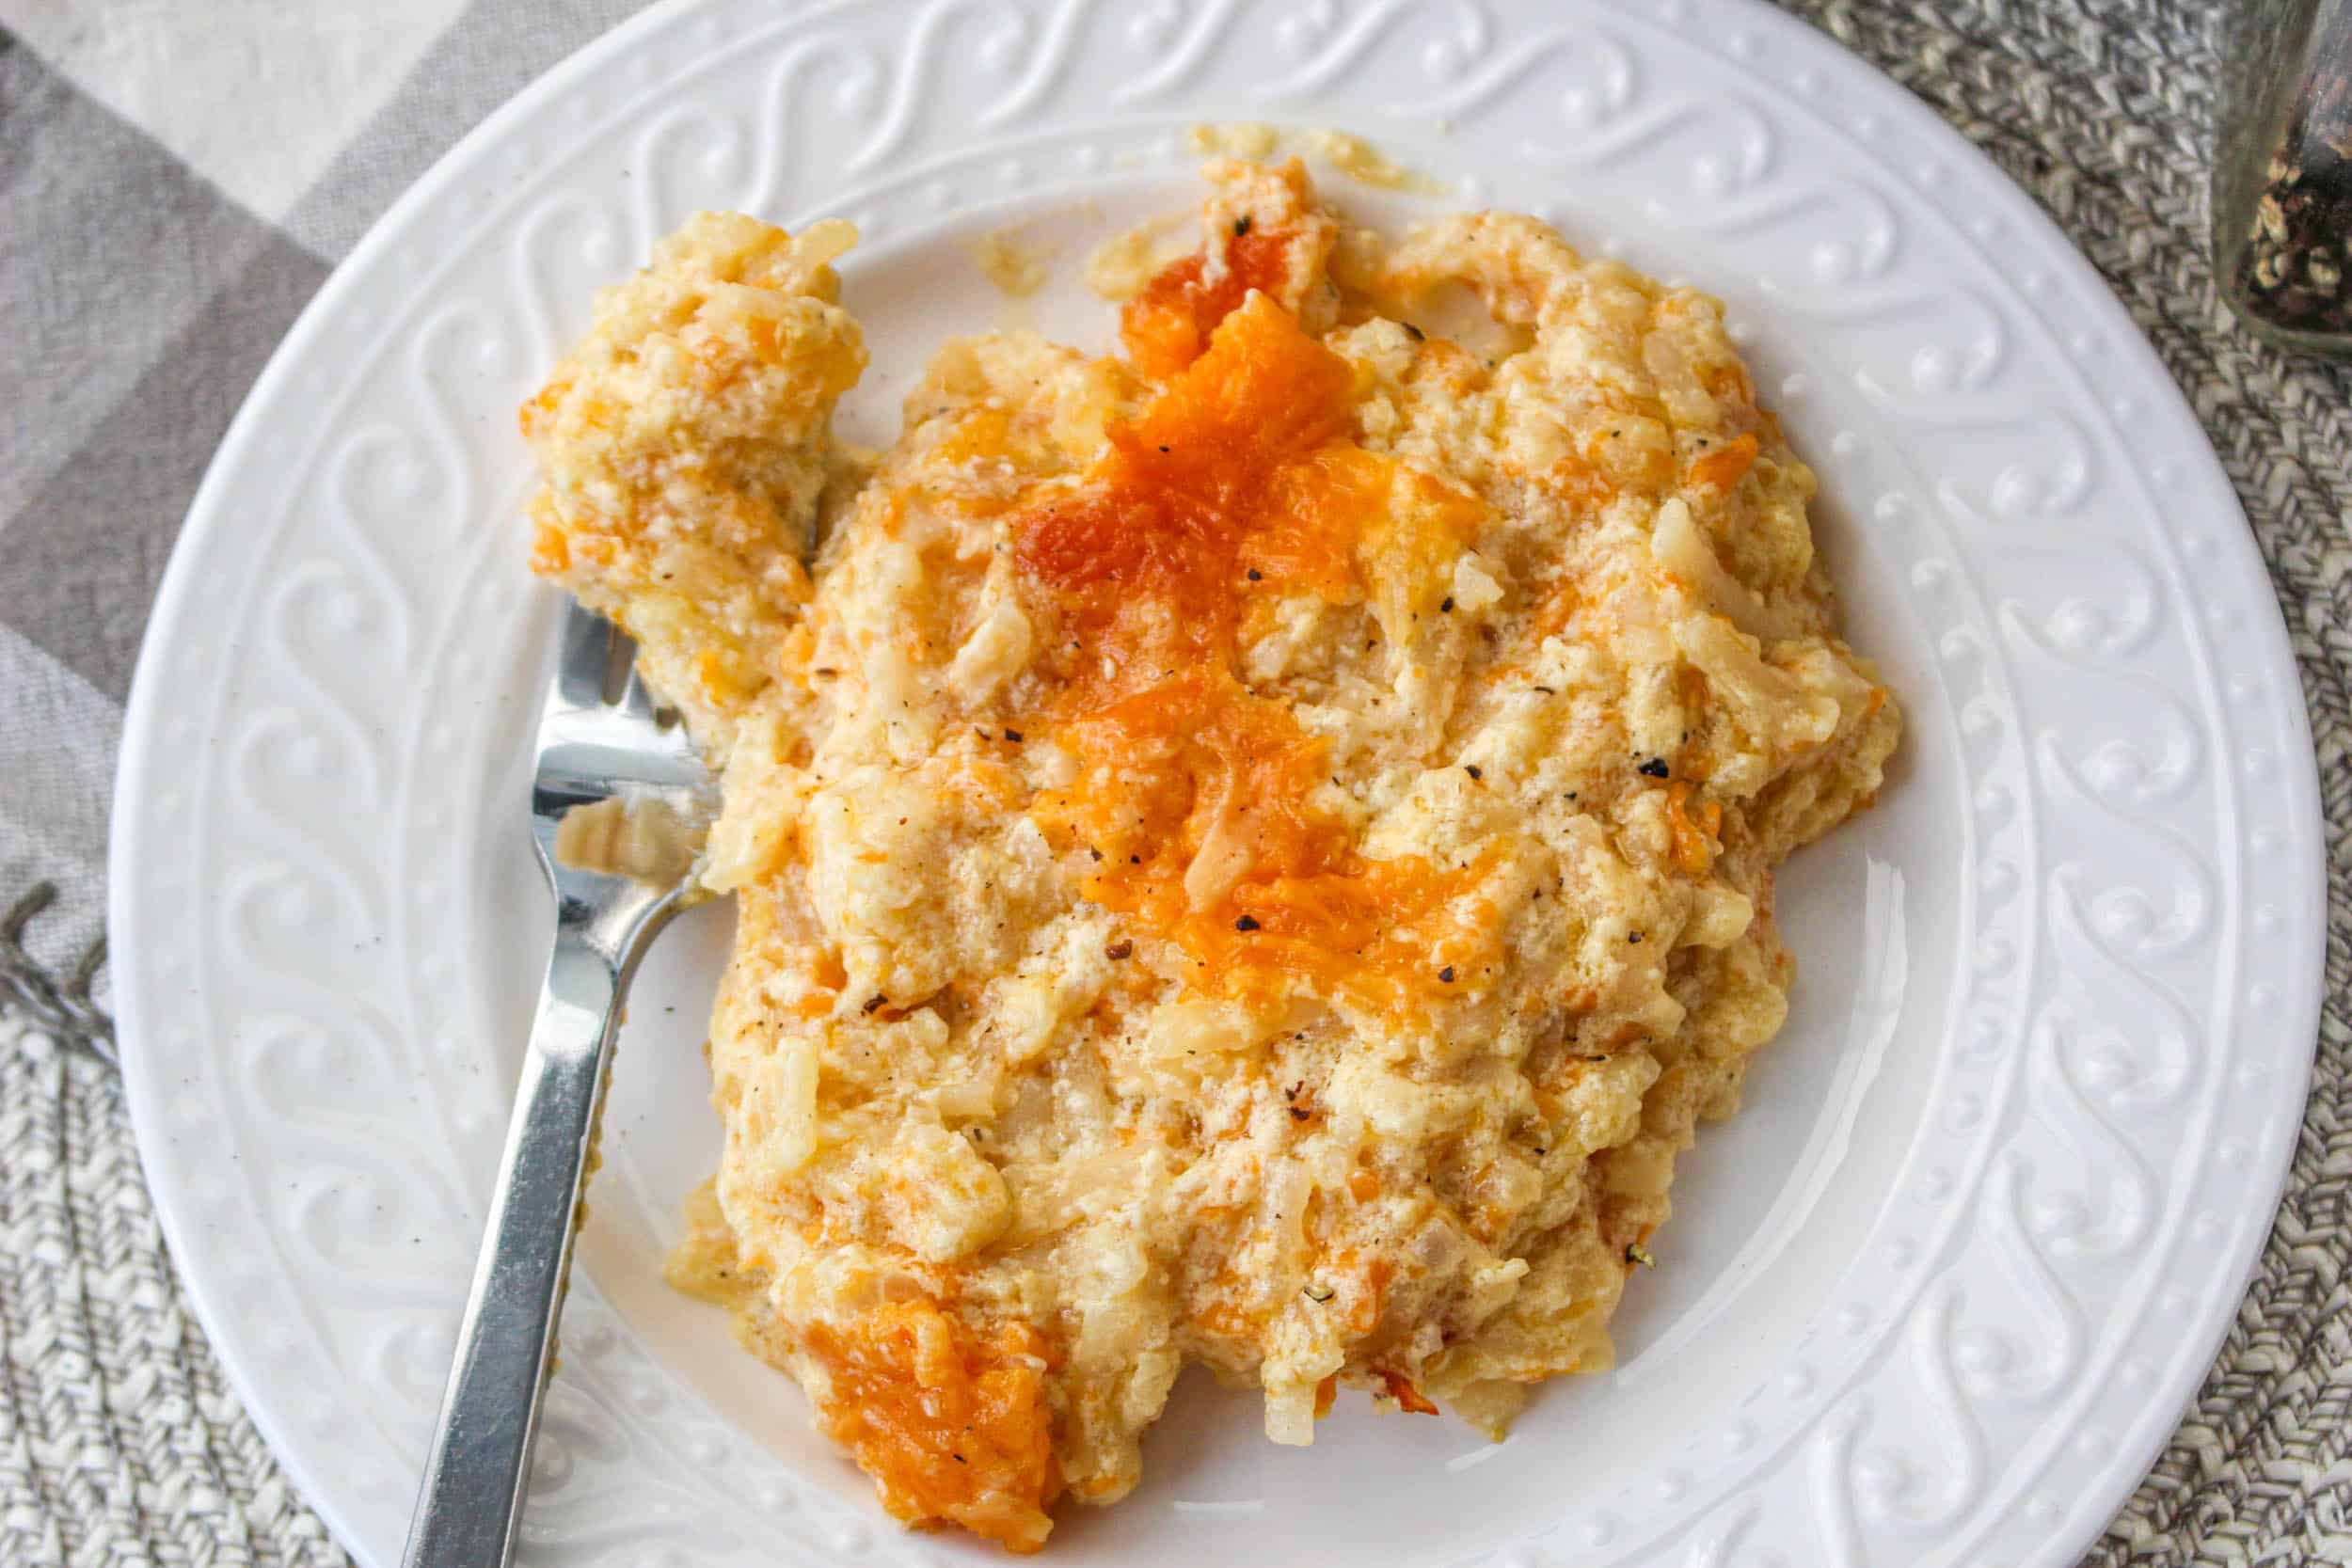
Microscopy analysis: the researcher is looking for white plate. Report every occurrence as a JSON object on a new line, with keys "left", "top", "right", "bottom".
{"left": 110, "top": 2, "right": 2326, "bottom": 1564}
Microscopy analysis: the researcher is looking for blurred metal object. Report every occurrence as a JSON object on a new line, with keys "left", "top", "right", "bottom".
{"left": 2214, "top": 0, "right": 2352, "bottom": 356}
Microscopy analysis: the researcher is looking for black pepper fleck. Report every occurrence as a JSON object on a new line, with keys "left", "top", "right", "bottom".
{"left": 1464, "top": 765, "right": 1483, "bottom": 780}
{"left": 1439, "top": 595, "right": 1455, "bottom": 613}
{"left": 1438, "top": 965, "right": 1455, "bottom": 983}
{"left": 1637, "top": 756, "right": 1671, "bottom": 779}
{"left": 1004, "top": 728, "right": 1025, "bottom": 743}
{"left": 1233, "top": 215, "right": 1252, "bottom": 236}
{"left": 1235, "top": 914, "right": 1262, "bottom": 931}
{"left": 862, "top": 994, "right": 887, "bottom": 1014}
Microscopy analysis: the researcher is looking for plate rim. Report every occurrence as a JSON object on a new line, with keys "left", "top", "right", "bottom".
{"left": 108, "top": 1, "right": 2328, "bottom": 1563}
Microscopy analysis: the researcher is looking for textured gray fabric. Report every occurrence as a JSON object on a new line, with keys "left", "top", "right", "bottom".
{"left": 278, "top": 0, "right": 644, "bottom": 261}
{"left": 1, "top": 0, "right": 2346, "bottom": 1564}
{"left": 0, "top": 1008, "right": 344, "bottom": 1568}
{"left": 0, "top": 38, "right": 310, "bottom": 536}
{"left": 0, "top": 236, "right": 326, "bottom": 701}
{"left": 0, "top": 629, "right": 115, "bottom": 977}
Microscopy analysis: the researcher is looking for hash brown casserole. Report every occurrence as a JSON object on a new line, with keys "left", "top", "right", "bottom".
{"left": 523, "top": 158, "right": 1899, "bottom": 1551}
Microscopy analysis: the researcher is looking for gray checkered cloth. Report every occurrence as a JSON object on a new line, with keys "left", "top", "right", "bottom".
{"left": 3, "top": 1, "right": 2347, "bottom": 1561}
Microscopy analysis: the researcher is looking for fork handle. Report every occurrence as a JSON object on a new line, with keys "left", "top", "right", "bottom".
{"left": 400, "top": 917, "right": 651, "bottom": 1568}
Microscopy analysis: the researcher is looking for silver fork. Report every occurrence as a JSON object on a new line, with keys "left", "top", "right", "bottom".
{"left": 402, "top": 600, "right": 709, "bottom": 1568}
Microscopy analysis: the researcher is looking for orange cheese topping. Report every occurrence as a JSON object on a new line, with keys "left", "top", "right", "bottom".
{"left": 1688, "top": 432, "right": 1759, "bottom": 492}
{"left": 1538, "top": 451, "right": 1616, "bottom": 516}
{"left": 1377, "top": 1368, "right": 1439, "bottom": 1416}
{"left": 804, "top": 1299, "right": 1061, "bottom": 1552}
{"left": 529, "top": 521, "right": 570, "bottom": 575}
{"left": 1119, "top": 227, "right": 1296, "bottom": 377}
{"left": 1663, "top": 780, "right": 1724, "bottom": 877}
{"left": 1015, "top": 289, "right": 1494, "bottom": 1015}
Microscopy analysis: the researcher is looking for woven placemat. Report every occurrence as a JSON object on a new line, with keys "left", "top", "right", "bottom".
{"left": 1, "top": 0, "right": 2345, "bottom": 1561}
